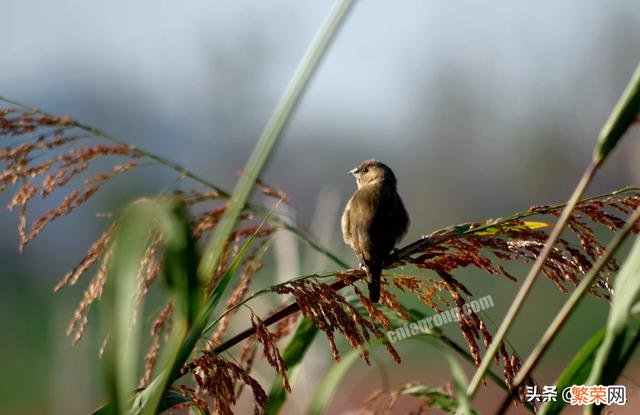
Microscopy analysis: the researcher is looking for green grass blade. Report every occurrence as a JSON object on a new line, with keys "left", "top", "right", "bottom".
{"left": 443, "top": 348, "right": 474, "bottom": 415}
{"left": 198, "top": 0, "right": 355, "bottom": 282}
{"left": 100, "top": 202, "right": 167, "bottom": 414}
{"left": 593, "top": 61, "right": 640, "bottom": 163}
{"left": 160, "top": 203, "right": 202, "bottom": 326}
{"left": 587, "top": 235, "right": 640, "bottom": 384}
{"left": 306, "top": 348, "right": 361, "bottom": 415}
{"left": 583, "top": 234, "right": 640, "bottom": 414}
{"left": 412, "top": 336, "right": 476, "bottom": 415}
{"left": 136, "top": 202, "right": 204, "bottom": 415}
{"left": 265, "top": 319, "right": 319, "bottom": 415}
{"left": 138, "top": 224, "right": 258, "bottom": 415}
{"left": 538, "top": 329, "right": 606, "bottom": 415}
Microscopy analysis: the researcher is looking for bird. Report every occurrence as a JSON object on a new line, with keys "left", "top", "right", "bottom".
{"left": 341, "top": 160, "right": 409, "bottom": 303}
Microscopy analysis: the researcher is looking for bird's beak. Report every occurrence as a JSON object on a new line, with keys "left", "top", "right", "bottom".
{"left": 348, "top": 167, "right": 358, "bottom": 176}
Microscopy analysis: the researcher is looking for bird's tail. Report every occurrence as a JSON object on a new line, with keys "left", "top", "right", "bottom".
{"left": 366, "top": 261, "right": 382, "bottom": 303}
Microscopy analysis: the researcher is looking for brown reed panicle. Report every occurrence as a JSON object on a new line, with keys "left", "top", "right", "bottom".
{"left": 1, "top": 107, "right": 140, "bottom": 251}
{"left": 236, "top": 170, "right": 291, "bottom": 205}
{"left": 272, "top": 277, "right": 401, "bottom": 365}
{"left": 134, "top": 231, "right": 164, "bottom": 303}
{"left": 250, "top": 312, "right": 291, "bottom": 392}
{"left": 174, "top": 385, "right": 210, "bottom": 414}
{"left": 233, "top": 337, "right": 258, "bottom": 398}
{"left": 192, "top": 204, "right": 229, "bottom": 239}
{"left": 140, "top": 302, "right": 173, "bottom": 387}
{"left": 188, "top": 352, "right": 268, "bottom": 415}
{"left": 255, "top": 177, "right": 292, "bottom": 204}
{"left": 55, "top": 197, "right": 272, "bottom": 347}
{"left": 392, "top": 274, "right": 451, "bottom": 314}
{"left": 54, "top": 223, "right": 116, "bottom": 292}
{"left": 408, "top": 192, "right": 640, "bottom": 303}
{"left": 67, "top": 247, "right": 113, "bottom": 345}
{"left": 209, "top": 239, "right": 270, "bottom": 347}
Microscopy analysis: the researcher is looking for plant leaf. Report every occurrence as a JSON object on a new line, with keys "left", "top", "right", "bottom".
{"left": 538, "top": 328, "right": 605, "bottom": 415}
{"left": 582, "top": 235, "right": 640, "bottom": 415}
{"left": 100, "top": 201, "right": 169, "bottom": 414}
{"left": 197, "top": 0, "right": 355, "bottom": 283}
{"left": 160, "top": 202, "right": 202, "bottom": 326}
{"left": 587, "top": 235, "right": 640, "bottom": 385}
{"left": 412, "top": 336, "right": 476, "bottom": 415}
{"left": 472, "top": 221, "right": 550, "bottom": 236}
{"left": 307, "top": 348, "right": 361, "bottom": 415}
{"left": 137, "top": 220, "right": 259, "bottom": 415}
{"left": 593, "top": 61, "right": 640, "bottom": 163}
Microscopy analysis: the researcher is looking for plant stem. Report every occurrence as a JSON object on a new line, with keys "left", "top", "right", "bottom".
{"left": 494, "top": 205, "right": 640, "bottom": 414}
{"left": 466, "top": 159, "right": 601, "bottom": 397}
{"left": 198, "top": 0, "right": 355, "bottom": 281}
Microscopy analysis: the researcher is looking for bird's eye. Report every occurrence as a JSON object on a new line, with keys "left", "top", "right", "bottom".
{"left": 361, "top": 168, "right": 368, "bottom": 173}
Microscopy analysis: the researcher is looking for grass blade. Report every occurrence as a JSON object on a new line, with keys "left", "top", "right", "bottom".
{"left": 584, "top": 234, "right": 640, "bottom": 414}
{"left": 137, "top": 220, "right": 259, "bottom": 415}
{"left": 413, "top": 336, "right": 477, "bottom": 415}
{"left": 593, "top": 61, "right": 640, "bottom": 163}
{"left": 307, "top": 348, "right": 361, "bottom": 415}
{"left": 588, "top": 234, "right": 640, "bottom": 383}
{"left": 537, "top": 329, "right": 605, "bottom": 415}
{"left": 198, "top": 0, "right": 355, "bottom": 282}
{"left": 100, "top": 202, "right": 167, "bottom": 414}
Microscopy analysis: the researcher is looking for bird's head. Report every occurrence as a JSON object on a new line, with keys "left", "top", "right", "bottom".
{"left": 349, "top": 159, "right": 397, "bottom": 188}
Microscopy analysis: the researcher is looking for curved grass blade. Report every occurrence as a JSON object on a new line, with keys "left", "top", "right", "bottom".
{"left": 136, "top": 219, "right": 260, "bottom": 415}
{"left": 587, "top": 235, "right": 640, "bottom": 384}
{"left": 198, "top": 0, "right": 355, "bottom": 283}
{"left": 411, "top": 336, "right": 476, "bottom": 415}
{"left": 594, "top": 61, "right": 640, "bottom": 163}
{"left": 537, "top": 329, "right": 605, "bottom": 415}
{"left": 307, "top": 348, "right": 361, "bottom": 415}
{"left": 100, "top": 201, "right": 169, "bottom": 414}
{"left": 585, "top": 234, "right": 640, "bottom": 414}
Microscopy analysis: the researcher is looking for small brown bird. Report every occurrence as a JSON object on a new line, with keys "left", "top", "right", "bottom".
{"left": 341, "top": 160, "right": 409, "bottom": 303}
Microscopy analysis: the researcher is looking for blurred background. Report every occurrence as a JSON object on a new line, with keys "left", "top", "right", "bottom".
{"left": 1, "top": 1, "right": 639, "bottom": 414}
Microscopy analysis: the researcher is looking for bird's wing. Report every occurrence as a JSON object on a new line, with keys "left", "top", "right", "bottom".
{"left": 348, "top": 188, "right": 378, "bottom": 260}
{"left": 341, "top": 198, "right": 353, "bottom": 246}
{"left": 391, "top": 192, "right": 410, "bottom": 244}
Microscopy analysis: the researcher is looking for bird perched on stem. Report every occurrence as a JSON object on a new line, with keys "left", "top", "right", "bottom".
{"left": 341, "top": 160, "right": 409, "bottom": 303}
